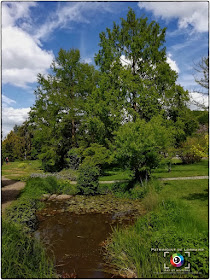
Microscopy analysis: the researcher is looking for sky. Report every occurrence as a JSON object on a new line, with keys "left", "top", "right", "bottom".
{"left": 2, "top": 1, "right": 209, "bottom": 138}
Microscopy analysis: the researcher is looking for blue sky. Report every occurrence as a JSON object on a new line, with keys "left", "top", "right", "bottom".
{"left": 2, "top": 1, "right": 209, "bottom": 138}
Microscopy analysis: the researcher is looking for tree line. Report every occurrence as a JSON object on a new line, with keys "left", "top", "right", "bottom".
{"left": 2, "top": 9, "right": 208, "bottom": 181}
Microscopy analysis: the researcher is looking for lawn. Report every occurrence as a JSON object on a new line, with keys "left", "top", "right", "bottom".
{"left": 99, "top": 159, "right": 208, "bottom": 181}
{"left": 159, "top": 179, "right": 209, "bottom": 228}
{"left": 2, "top": 160, "right": 43, "bottom": 181}
{"left": 99, "top": 167, "right": 133, "bottom": 181}
{"left": 153, "top": 159, "right": 209, "bottom": 178}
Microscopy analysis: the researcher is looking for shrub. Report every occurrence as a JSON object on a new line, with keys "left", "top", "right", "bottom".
{"left": 58, "top": 168, "right": 78, "bottom": 180}
{"left": 178, "top": 134, "right": 208, "bottom": 164}
{"left": 77, "top": 161, "right": 100, "bottom": 195}
{"left": 57, "top": 179, "right": 78, "bottom": 195}
{"left": 22, "top": 177, "right": 59, "bottom": 198}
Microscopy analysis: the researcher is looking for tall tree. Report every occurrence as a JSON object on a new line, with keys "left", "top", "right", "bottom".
{"left": 194, "top": 56, "right": 209, "bottom": 92}
{"left": 29, "top": 49, "right": 97, "bottom": 171}
{"left": 95, "top": 8, "right": 185, "bottom": 122}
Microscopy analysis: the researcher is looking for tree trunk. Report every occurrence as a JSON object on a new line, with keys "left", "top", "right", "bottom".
{"left": 72, "top": 119, "right": 76, "bottom": 146}
{"left": 134, "top": 169, "right": 150, "bottom": 183}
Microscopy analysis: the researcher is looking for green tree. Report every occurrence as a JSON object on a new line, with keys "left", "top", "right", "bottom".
{"left": 95, "top": 8, "right": 187, "bottom": 122}
{"left": 2, "top": 131, "right": 25, "bottom": 161}
{"left": 114, "top": 115, "right": 174, "bottom": 182}
{"left": 29, "top": 49, "right": 97, "bottom": 171}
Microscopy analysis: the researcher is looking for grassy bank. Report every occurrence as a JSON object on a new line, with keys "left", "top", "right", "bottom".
{"left": 2, "top": 219, "right": 56, "bottom": 279}
{"left": 106, "top": 199, "right": 208, "bottom": 278}
{"left": 106, "top": 177, "right": 209, "bottom": 278}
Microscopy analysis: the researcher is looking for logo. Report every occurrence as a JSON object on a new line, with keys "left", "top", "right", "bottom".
{"left": 170, "top": 253, "right": 184, "bottom": 267}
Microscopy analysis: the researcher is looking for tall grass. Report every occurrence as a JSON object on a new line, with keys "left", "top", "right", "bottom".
{"left": 2, "top": 219, "right": 56, "bottom": 279}
{"left": 3, "top": 176, "right": 76, "bottom": 278}
{"left": 106, "top": 200, "right": 208, "bottom": 278}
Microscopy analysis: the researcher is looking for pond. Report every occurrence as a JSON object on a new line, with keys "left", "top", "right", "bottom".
{"left": 35, "top": 197, "right": 145, "bottom": 278}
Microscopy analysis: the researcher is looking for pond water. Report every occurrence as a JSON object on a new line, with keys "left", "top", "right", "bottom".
{"left": 35, "top": 200, "right": 136, "bottom": 278}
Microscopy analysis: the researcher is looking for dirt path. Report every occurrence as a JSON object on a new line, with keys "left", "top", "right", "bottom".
{"left": 1, "top": 176, "right": 25, "bottom": 213}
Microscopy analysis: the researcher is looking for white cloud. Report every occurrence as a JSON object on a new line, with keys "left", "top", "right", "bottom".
{"left": 167, "top": 53, "right": 179, "bottom": 73}
{"left": 2, "top": 3, "right": 54, "bottom": 88}
{"left": 189, "top": 92, "right": 209, "bottom": 110}
{"left": 2, "top": 95, "right": 16, "bottom": 106}
{"left": 83, "top": 57, "right": 92, "bottom": 64}
{"left": 120, "top": 55, "right": 131, "bottom": 67}
{"left": 35, "top": 2, "right": 114, "bottom": 41}
{"left": 2, "top": 107, "right": 30, "bottom": 138}
{"left": 2, "top": 2, "right": 37, "bottom": 28}
{"left": 138, "top": 2, "right": 208, "bottom": 33}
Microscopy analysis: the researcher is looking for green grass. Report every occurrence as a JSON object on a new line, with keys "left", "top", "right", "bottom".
{"left": 159, "top": 179, "right": 208, "bottom": 228}
{"left": 99, "top": 167, "right": 133, "bottom": 181}
{"left": 2, "top": 160, "right": 43, "bottom": 181}
{"left": 3, "top": 176, "right": 75, "bottom": 279}
{"left": 2, "top": 219, "right": 56, "bottom": 279}
{"left": 100, "top": 160, "right": 208, "bottom": 181}
{"left": 107, "top": 201, "right": 208, "bottom": 278}
{"left": 153, "top": 159, "right": 208, "bottom": 178}
{"left": 107, "top": 178, "right": 209, "bottom": 278}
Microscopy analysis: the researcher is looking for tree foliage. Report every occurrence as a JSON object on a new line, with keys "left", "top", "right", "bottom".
{"left": 5, "top": 8, "right": 199, "bottom": 182}
{"left": 114, "top": 116, "right": 174, "bottom": 181}
{"left": 95, "top": 8, "right": 187, "bottom": 123}
{"left": 29, "top": 49, "right": 97, "bottom": 171}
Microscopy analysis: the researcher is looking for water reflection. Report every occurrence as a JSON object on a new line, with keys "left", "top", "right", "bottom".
{"left": 35, "top": 202, "right": 126, "bottom": 278}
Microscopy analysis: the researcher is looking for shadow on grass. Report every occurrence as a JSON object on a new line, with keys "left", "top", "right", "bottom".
{"left": 182, "top": 189, "right": 208, "bottom": 201}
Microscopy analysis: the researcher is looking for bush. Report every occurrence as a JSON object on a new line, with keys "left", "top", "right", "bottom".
{"left": 77, "top": 161, "right": 100, "bottom": 195}
{"left": 2, "top": 219, "right": 56, "bottom": 279}
{"left": 57, "top": 179, "right": 78, "bottom": 195}
{"left": 58, "top": 168, "right": 78, "bottom": 180}
{"left": 178, "top": 134, "right": 208, "bottom": 164}
{"left": 22, "top": 177, "right": 59, "bottom": 198}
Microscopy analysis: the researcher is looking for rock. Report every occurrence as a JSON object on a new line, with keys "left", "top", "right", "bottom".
{"left": 40, "top": 194, "right": 51, "bottom": 201}
{"left": 56, "top": 194, "right": 73, "bottom": 200}
{"left": 48, "top": 194, "right": 57, "bottom": 200}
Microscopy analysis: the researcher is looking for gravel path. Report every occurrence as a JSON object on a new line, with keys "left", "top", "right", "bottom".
{"left": 160, "top": 176, "right": 209, "bottom": 181}
{"left": 70, "top": 176, "right": 209, "bottom": 184}
{"left": 1, "top": 176, "right": 25, "bottom": 213}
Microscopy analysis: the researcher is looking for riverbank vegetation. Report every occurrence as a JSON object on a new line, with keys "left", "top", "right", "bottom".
{"left": 2, "top": 219, "right": 56, "bottom": 279}
{"left": 2, "top": 7, "right": 208, "bottom": 279}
